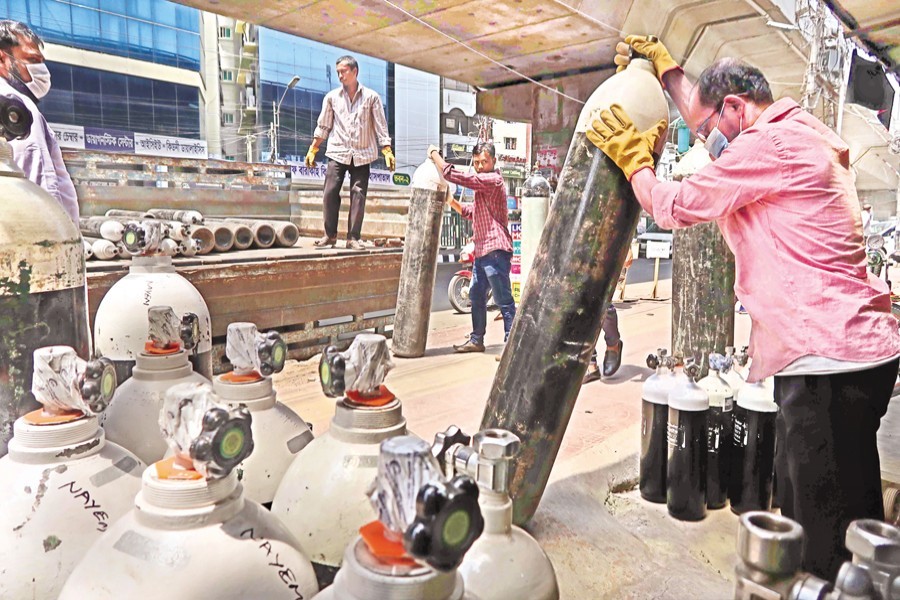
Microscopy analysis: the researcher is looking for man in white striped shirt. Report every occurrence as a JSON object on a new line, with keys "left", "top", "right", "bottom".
{"left": 305, "top": 55, "right": 394, "bottom": 250}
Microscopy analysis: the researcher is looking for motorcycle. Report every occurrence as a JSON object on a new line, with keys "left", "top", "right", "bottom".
{"left": 867, "top": 232, "right": 888, "bottom": 279}
{"left": 866, "top": 232, "right": 900, "bottom": 323}
{"left": 448, "top": 240, "right": 494, "bottom": 314}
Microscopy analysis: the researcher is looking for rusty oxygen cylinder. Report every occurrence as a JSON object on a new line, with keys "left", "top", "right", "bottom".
{"left": 392, "top": 159, "right": 451, "bottom": 358}
{"left": 481, "top": 58, "right": 668, "bottom": 525}
{"left": 0, "top": 107, "right": 91, "bottom": 457}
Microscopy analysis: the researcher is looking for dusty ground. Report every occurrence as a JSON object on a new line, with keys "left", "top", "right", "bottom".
{"left": 273, "top": 275, "right": 899, "bottom": 599}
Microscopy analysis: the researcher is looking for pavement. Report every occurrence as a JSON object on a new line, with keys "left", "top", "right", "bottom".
{"left": 273, "top": 263, "right": 899, "bottom": 599}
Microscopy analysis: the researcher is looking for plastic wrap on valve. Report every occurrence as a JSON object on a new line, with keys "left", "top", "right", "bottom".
{"left": 32, "top": 346, "right": 117, "bottom": 416}
{"left": 225, "top": 322, "right": 287, "bottom": 377}
{"left": 368, "top": 436, "right": 443, "bottom": 537}
{"left": 159, "top": 382, "right": 254, "bottom": 479}
{"left": 343, "top": 333, "right": 394, "bottom": 396}
{"left": 709, "top": 352, "right": 733, "bottom": 374}
{"left": 320, "top": 333, "right": 394, "bottom": 398}
{"left": 148, "top": 306, "right": 181, "bottom": 348}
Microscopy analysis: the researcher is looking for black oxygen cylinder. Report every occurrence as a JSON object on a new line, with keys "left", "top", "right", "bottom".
{"left": 666, "top": 361, "right": 709, "bottom": 521}
{"left": 480, "top": 58, "right": 668, "bottom": 526}
{"left": 640, "top": 350, "right": 680, "bottom": 503}
{"left": 697, "top": 353, "right": 735, "bottom": 510}
{"left": 729, "top": 381, "right": 777, "bottom": 514}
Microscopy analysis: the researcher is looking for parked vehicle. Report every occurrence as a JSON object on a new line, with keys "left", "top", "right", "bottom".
{"left": 448, "top": 240, "right": 494, "bottom": 314}
{"left": 866, "top": 231, "right": 900, "bottom": 324}
{"left": 637, "top": 222, "right": 673, "bottom": 258}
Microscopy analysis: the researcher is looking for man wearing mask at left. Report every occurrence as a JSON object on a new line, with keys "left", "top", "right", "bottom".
{"left": 0, "top": 20, "right": 78, "bottom": 224}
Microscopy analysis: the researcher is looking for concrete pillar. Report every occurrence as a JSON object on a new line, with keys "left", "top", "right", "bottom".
{"left": 671, "top": 223, "right": 735, "bottom": 376}
{"left": 670, "top": 141, "right": 736, "bottom": 376}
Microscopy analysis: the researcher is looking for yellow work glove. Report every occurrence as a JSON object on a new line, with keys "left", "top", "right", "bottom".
{"left": 305, "top": 145, "right": 318, "bottom": 168}
{"left": 382, "top": 147, "right": 396, "bottom": 172}
{"left": 614, "top": 35, "right": 680, "bottom": 82}
{"left": 586, "top": 104, "right": 668, "bottom": 181}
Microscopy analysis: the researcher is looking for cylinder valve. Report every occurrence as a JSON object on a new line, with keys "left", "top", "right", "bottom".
{"left": 32, "top": 346, "right": 116, "bottom": 417}
{"left": 364, "top": 435, "right": 484, "bottom": 572}
{"left": 225, "top": 322, "right": 287, "bottom": 378}
{"left": 320, "top": 333, "right": 394, "bottom": 399}
{"left": 159, "top": 383, "right": 253, "bottom": 479}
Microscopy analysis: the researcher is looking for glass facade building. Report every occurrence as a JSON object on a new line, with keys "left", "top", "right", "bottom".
{"left": 1, "top": 0, "right": 201, "bottom": 70}
{"left": 0, "top": 0, "right": 202, "bottom": 138}
{"left": 258, "top": 28, "right": 392, "bottom": 164}
{"left": 42, "top": 61, "right": 201, "bottom": 138}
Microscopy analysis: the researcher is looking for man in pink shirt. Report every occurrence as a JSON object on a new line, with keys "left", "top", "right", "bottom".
{"left": 590, "top": 37, "right": 899, "bottom": 579}
{"left": 428, "top": 141, "right": 516, "bottom": 353}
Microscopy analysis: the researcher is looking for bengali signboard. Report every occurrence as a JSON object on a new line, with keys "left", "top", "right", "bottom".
{"left": 49, "top": 123, "right": 85, "bottom": 150}
{"left": 50, "top": 123, "right": 206, "bottom": 159}
{"left": 84, "top": 127, "right": 134, "bottom": 153}
{"left": 134, "top": 133, "right": 208, "bottom": 159}
{"left": 289, "top": 162, "right": 404, "bottom": 187}
{"left": 509, "top": 220, "right": 522, "bottom": 303}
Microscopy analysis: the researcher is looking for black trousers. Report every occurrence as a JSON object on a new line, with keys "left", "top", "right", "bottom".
{"left": 774, "top": 357, "right": 897, "bottom": 580}
{"left": 323, "top": 159, "right": 370, "bottom": 240}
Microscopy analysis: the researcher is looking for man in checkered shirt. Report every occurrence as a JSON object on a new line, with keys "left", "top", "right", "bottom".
{"left": 429, "top": 141, "right": 516, "bottom": 353}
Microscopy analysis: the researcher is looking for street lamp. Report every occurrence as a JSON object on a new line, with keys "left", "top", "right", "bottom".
{"left": 271, "top": 75, "right": 301, "bottom": 162}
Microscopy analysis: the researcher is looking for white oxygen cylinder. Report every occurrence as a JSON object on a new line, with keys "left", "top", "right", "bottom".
{"left": 94, "top": 252, "right": 212, "bottom": 383}
{"left": 0, "top": 346, "right": 143, "bottom": 600}
{"left": 59, "top": 382, "right": 318, "bottom": 600}
{"left": 101, "top": 306, "right": 210, "bottom": 464}
{"left": 211, "top": 322, "right": 313, "bottom": 504}
{"left": 439, "top": 429, "right": 559, "bottom": 600}
{"left": 272, "top": 334, "right": 416, "bottom": 585}
{"left": 318, "top": 435, "right": 484, "bottom": 600}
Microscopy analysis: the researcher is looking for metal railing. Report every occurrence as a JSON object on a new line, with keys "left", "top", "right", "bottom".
{"left": 441, "top": 209, "right": 473, "bottom": 249}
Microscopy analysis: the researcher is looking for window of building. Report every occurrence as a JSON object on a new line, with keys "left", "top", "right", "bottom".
{"left": 42, "top": 61, "right": 201, "bottom": 139}
{"left": 1, "top": 0, "right": 202, "bottom": 71}
{"left": 222, "top": 112, "right": 235, "bottom": 125}
{"left": 222, "top": 70, "right": 235, "bottom": 82}
{"left": 225, "top": 155, "right": 236, "bottom": 161}
{"left": 504, "top": 137, "right": 517, "bottom": 150}
{"left": 219, "top": 26, "right": 232, "bottom": 39}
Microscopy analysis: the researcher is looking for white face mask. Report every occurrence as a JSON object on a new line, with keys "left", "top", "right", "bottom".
{"left": 24, "top": 62, "right": 51, "bottom": 98}
{"left": 704, "top": 127, "right": 729, "bottom": 159}
{"left": 703, "top": 103, "right": 743, "bottom": 159}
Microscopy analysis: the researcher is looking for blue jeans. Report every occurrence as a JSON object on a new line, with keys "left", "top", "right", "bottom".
{"left": 470, "top": 250, "right": 516, "bottom": 344}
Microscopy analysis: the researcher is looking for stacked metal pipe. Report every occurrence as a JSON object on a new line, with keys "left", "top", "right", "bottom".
{"left": 78, "top": 209, "right": 301, "bottom": 260}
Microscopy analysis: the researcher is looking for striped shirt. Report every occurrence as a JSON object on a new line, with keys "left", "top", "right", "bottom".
{"left": 442, "top": 164, "right": 513, "bottom": 258}
{"left": 314, "top": 84, "right": 391, "bottom": 166}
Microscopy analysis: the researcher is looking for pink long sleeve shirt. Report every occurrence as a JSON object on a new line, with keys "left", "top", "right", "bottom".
{"left": 639, "top": 98, "right": 899, "bottom": 381}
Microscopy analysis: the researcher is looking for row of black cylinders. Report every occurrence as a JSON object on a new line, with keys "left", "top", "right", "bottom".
{"left": 639, "top": 352, "right": 777, "bottom": 521}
